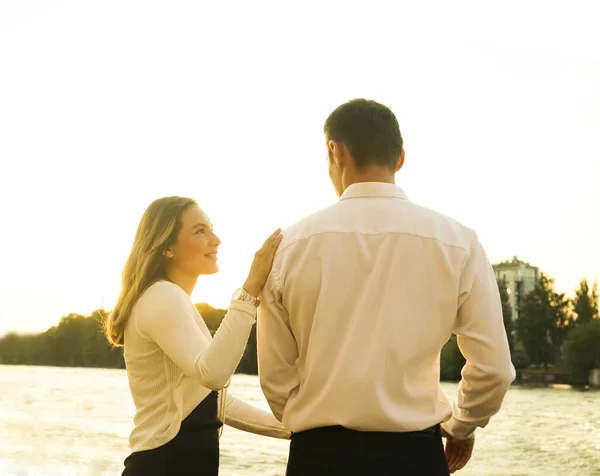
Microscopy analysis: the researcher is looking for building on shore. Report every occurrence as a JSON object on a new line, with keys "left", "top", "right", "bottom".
{"left": 492, "top": 256, "right": 540, "bottom": 359}
{"left": 493, "top": 256, "right": 540, "bottom": 322}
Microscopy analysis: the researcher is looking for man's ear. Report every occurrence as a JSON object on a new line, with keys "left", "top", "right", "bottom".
{"left": 328, "top": 140, "right": 344, "bottom": 168}
{"left": 396, "top": 149, "right": 405, "bottom": 172}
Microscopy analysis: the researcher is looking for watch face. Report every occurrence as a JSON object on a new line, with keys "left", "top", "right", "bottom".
{"left": 233, "top": 289, "right": 243, "bottom": 300}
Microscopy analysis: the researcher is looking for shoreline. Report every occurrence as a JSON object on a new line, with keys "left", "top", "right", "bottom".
{"left": 2, "top": 363, "right": 598, "bottom": 391}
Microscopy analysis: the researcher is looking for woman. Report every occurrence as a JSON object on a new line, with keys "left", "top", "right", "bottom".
{"left": 104, "top": 196, "right": 290, "bottom": 475}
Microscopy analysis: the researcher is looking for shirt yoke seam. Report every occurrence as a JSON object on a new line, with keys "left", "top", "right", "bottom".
{"left": 277, "top": 230, "right": 471, "bottom": 256}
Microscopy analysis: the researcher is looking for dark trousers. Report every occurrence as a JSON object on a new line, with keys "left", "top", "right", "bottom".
{"left": 122, "top": 392, "right": 222, "bottom": 476}
{"left": 286, "top": 424, "right": 450, "bottom": 476}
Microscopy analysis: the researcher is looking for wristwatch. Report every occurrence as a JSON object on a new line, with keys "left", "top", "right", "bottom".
{"left": 232, "top": 288, "right": 260, "bottom": 308}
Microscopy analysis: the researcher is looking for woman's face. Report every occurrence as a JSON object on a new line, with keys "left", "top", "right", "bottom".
{"left": 165, "top": 205, "right": 221, "bottom": 276}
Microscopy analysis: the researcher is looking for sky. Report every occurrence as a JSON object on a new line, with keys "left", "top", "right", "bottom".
{"left": 0, "top": 1, "right": 599, "bottom": 336}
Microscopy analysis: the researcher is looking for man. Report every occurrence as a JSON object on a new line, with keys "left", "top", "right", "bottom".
{"left": 257, "top": 99, "right": 515, "bottom": 475}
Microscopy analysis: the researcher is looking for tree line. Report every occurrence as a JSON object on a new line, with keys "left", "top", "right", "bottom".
{"left": 1, "top": 275, "right": 599, "bottom": 384}
{"left": 441, "top": 276, "right": 600, "bottom": 385}
{"left": 0, "top": 303, "right": 257, "bottom": 375}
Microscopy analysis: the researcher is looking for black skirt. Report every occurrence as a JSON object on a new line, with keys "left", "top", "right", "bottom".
{"left": 122, "top": 391, "right": 223, "bottom": 476}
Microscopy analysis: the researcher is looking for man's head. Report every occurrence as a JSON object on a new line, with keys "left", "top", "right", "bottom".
{"left": 324, "top": 99, "right": 405, "bottom": 196}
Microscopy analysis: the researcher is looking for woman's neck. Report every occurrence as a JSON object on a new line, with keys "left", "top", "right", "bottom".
{"left": 165, "top": 269, "right": 198, "bottom": 296}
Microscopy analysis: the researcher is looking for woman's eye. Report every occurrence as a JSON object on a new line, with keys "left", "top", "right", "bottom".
{"left": 196, "top": 228, "right": 205, "bottom": 235}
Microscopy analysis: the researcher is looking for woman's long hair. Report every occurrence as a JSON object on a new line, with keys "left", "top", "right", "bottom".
{"left": 104, "top": 196, "right": 197, "bottom": 346}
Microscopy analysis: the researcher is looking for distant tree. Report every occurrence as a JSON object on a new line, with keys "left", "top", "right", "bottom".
{"left": 0, "top": 302, "right": 257, "bottom": 373}
{"left": 51, "top": 313, "right": 91, "bottom": 366}
{"left": 497, "top": 278, "right": 514, "bottom": 353}
{"left": 0, "top": 333, "right": 26, "bottom": 364}
{"left": 237, "top": 326, "right": 258, "bottom": 375}
{"left": 196, "top": 302, "right": 257, "bottom": 375}
{"left": 564, "top": 319, "right": 600, "bottom": 385}
{"left": 440, "top": 336, "right": 465, "bottom": 382}
{"left": 89, "top": 310, "right": 124, "bottom": 368}
{"left": 196, "top": 303, "right": 226, "bottom": 335}
{"left": 517, "top": 273, "right": 573, "bottom": 371}
{"left": 573, "top": 279, "right": 599, "bottom": 325}
{"left": 0, "top": 311, "right": 123, "bottom": 369}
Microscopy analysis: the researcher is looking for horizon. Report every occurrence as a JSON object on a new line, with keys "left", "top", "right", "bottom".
{"left": 1, "top": 1, "right": 599, "bottom": 336}
{"left": 1, "top": 254, "right": 597, "bottom": 338}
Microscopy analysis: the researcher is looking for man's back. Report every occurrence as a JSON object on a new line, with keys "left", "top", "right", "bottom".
{"left": 258, "top": 182, "right": 515, "bottom": 438}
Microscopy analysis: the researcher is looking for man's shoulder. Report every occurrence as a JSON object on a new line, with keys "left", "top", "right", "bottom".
{"left": 277, "top": 203, "right": 339, "bottom": 251}
{"left": 405, "top": 201, "right": 478, "bottom": 249}
{"left": 410, "top": 200, "right": 475, "bottom": 232}
{"left": 277, "top": 198, "right": 479, "bottom": 254}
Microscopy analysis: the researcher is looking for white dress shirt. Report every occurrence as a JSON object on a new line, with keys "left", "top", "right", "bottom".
{"left": 257, "top": 182, "right": 515, "bottom": 440}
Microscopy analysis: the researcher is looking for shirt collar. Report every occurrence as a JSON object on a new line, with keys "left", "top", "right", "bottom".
{"left": 339, "top": 182, "right": 409, "bottom": 201}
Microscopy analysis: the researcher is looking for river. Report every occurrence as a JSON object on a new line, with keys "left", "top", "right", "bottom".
{"left": 0, "top": 365, "right": 599, "bottom": 475}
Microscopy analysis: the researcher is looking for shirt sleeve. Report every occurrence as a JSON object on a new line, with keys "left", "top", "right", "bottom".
{"left": 256, "top": 265, "right": 300, "bottom": 422}
{"left": 222, "top": 393, "right": 291, "bottom": 439}
{"left": 442, "top": 235, "right": 516, "bottom": 440}
{"left": 135, "top": 281, "right": 257, "bottom": 390}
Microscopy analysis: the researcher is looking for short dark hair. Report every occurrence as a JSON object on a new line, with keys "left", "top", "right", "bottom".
{"left": 324, "top": 98, "right": 403, "bottom": 170}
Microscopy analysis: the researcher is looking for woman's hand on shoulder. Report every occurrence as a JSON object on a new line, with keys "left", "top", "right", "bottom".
{"left": 243, "top": 228, "right": 283, "bottom": 297}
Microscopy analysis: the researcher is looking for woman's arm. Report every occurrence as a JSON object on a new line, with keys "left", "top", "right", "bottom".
{"left": 222, "top": 393, "right": 291, "bottom": 439}
{"left": 135, "top": 230, "right": 282, "bottom": 390}
{"left": 136, "top": 281, "right": 256, "bottom": 390}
